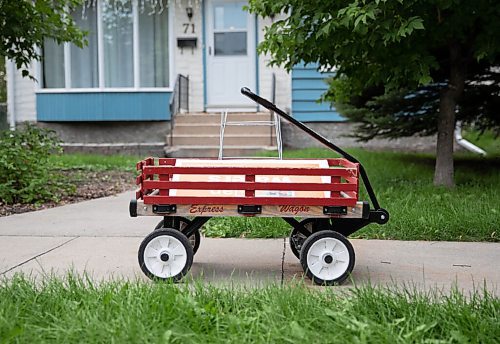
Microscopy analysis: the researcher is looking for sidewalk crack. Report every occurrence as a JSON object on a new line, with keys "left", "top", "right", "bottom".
{"left": 0, "top": 236, "right": 79, "bottom": 276}
{"left": 281, "top": 238, "right": 286, "bottom": 285}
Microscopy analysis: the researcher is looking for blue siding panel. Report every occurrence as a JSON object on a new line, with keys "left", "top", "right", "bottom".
{"left": 294, "top": 112, "right": 345, "bottom": 122}
{"left": 292, "top": 79, "right": 330, "bottom": 90}
{"left": 293, "top": 101, "right": 333, "bottom": 112}
{"left": 292, "top": 89, "right": 327, "bottom": 100}
{"left": 292, "top": 68, "right": 334, "bottom": 79}
{"left": 37, "top": 92, "right": 171, "bottom": 121}
{"left": 291, "top": 63, "right": 345, "bottom": 122}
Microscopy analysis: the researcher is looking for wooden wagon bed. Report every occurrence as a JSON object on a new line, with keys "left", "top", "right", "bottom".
{"left": 133, "top": 158, "right": 367, "bottom": 219}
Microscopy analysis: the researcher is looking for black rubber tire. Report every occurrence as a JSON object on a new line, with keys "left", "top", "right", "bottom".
{"left": 138, "top": 229, "right": 194, "bottom": 282}
{"left": 289, "top": 219, "right": 333, "bottom": 259}
{"left": 155, "top": 217, "right": 201, "bottom": 254}
{"left": 289, "top": 219, "right": 315, "bottom": 259}
{"left": 300, "top": 230, "right": 355, "bottom": 286}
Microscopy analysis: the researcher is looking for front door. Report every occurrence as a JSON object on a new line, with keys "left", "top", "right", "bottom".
{"left": 205, "top": 0, "right": 256, "bottom": 110}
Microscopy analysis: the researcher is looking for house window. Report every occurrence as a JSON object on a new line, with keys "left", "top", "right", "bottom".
{"left": 71, "top": 4, "right": 99, "bottom": 88}
{"left": 42, "top": 40, "right": 65, "bottom": 88}
{"left": 41, "top": 0, "right": 170, "bottom": 89}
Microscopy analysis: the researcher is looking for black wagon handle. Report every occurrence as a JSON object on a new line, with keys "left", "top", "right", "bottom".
{"left": 241, "top": 87, "right": 382, "bottom": 211}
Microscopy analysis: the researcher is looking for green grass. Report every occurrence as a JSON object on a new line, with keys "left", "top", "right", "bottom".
{"left": 49, "top": 153, "right": 141, "bottom": 172}
{"left": 1, "top": 275, "right": 498, "bottom": 343}
{"left": 463, "top": 129, "right": 500, "bottom": 157}
{"left": 203, "top": 148, "right": 500, "bottom": 242}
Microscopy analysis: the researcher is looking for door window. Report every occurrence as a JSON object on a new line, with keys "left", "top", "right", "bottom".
{"left": 213, "top": 2, "right": 247, "bottom": 56}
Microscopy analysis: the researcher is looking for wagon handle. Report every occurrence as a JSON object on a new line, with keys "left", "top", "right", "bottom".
{"left": 241, "top": 87, "right": 382, "bottom": 210}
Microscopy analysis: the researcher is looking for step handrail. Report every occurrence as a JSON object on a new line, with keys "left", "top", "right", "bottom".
{"left": 169, "top": 74, "right": 189, "bottom": 146}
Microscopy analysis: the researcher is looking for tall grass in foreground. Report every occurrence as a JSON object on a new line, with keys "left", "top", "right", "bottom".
{"left": 203, "top": 148, "right": 500, "bottom": 242}
{"left": 0, "top": 275, "right": 498, "bottom": 343}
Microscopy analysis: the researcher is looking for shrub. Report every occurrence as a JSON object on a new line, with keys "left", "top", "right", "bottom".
{"left": 0, "top": 124, "right": 64, "bottom": 204}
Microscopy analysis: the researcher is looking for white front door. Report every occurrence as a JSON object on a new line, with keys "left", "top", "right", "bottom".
{"left": 205, "top": 0, "right": 256, "bottom": 110}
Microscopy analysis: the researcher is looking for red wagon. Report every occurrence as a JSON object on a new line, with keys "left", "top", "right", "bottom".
{"left": 130, "top": 88, "right": 389, "bottom": 285}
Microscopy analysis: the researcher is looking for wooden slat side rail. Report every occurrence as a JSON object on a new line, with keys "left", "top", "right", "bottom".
{"left": 327, "top": 158, "right": 358, "bottom": 170}
{"left": 142, "top": 195, "right": 358, "bottom": 207}
{"left": 136, "top": 157, "right": 155, "bottom": 171}
{"left": 142, "top": 166, "right": 357, "bottom": 177}
{"left": 141, "top": 180, "right": 358, "bottom": 192}
{"left": 158, "top": 158, "right": 177, "bottom": 166}
{"left": 135, "top": 158, "right": 360, "bottom": 206}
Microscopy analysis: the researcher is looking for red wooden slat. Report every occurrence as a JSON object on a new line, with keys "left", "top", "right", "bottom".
{"left": 331, "top": 176, "right": 341, "bottom": 198}
{"left": 245, "top": 175, "right": 255, "bottom": 197}
{"left": 159, "top": 173, "right": 169, "bottom": 196}
{"left": 136, "top": 189, "right": 143, "bottom": 200}
{"left": 327, "top": 158, "right": 358, "bottom": 169}
{"left": 136, "top": 157, "right": 155, "bottom": 171}
{"left": 142, "top": 195, "right": 357, "bottom": 207}
{"left": 344, "top": 177, "right": 358, "bottom": 184}
{"left": 142, "top": 180, "right": 358, "bottom": 192}
{"left": 342, "top": 191, "right": 358, "bottom": 199}
{"left": 159, "top": 158, "right": 176, "bottom": 165}
{"left": 142, "top": 166, "right": 356, "bottom": 177}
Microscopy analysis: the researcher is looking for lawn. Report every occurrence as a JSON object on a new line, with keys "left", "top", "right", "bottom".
{"left": 203, "top": 148, "right": 500, "bottom": 242}
{"left": 50, "top": 153, "right": 140, "bottom": 172}
{"left": 1, "top": 275, "right": 498, "bottom": 343}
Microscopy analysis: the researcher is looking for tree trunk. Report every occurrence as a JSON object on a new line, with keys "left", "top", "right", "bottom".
{"left": 434, "top": 43, "right": 466, "bottom": 187}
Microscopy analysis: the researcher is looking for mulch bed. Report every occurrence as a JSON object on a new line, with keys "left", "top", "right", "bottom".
{"left": 0, "top": 169, "right": 136, "bottom": 217}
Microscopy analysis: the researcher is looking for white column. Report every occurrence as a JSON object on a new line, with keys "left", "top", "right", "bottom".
{"left": 133, "top": 0, "right": 140, "bottom": 89}
{"left": 7, "top": 59, "right": 16, "bottom": 129}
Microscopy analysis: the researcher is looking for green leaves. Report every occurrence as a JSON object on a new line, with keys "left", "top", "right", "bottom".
{"left": 248, "top": 0, "right": 500, "bottom": 169}
{"left": 0, "top": 125, "right": 64, "bottom": 204}
{"left": 397, "top": 16, "right": 425, "bottom": 38}
{"left": 0, "top": 0, "right": 86, "bottom": 79}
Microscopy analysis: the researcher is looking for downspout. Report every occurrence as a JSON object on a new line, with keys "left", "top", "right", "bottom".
{"left": 455, "top": 121, "right": 487, "bottom": 156}
{"left": 6, "top": 59, "right": 16, "bottom": 130}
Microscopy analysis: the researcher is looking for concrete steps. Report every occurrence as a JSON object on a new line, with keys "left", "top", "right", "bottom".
{"left": 173, "top": 123, "right": 272, "bottom": 135}
{"left": 174, "top": 113, "right": 274, "bottom": 124}
{"left": 171, "top": 134, "right": 274, "bottom": 146}
{"left": 165, "top": 145, "right": 280, "bottom": 158}
{"left": 166, "top": 112, "right": 279, "bottom": 158}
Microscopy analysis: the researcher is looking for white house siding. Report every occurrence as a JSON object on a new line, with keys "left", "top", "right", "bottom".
{"left": 257, "top": 16, "right": 291, "bottom": 112}
{"left": 8, "top": 61, "right": 37, "bottom": 124}
{"left": 172, "top": 0, "right": 204, "bottom": 112}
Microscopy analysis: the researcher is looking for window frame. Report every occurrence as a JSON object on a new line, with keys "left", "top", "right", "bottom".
{"left": 36, "top": 0, "right": 174, "bottom": 93}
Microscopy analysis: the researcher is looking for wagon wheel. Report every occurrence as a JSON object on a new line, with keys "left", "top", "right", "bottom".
{"left": 289, "top": 219, "right": 333, "bottom": 259}
{"left": 138, "top": 229, "right": 193, "bottom": 282}
{"left": 300, "top": 230, "right": 355, "bottom": 286}
{"left": 155, "top": 217, "right": 201, "bottom": 254}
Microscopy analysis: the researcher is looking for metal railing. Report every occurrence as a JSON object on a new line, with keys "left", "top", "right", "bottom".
{"left": 270, "top": 73, "right": 276, "bottom": 146}
{"left": 218, "top": 73, "right": 282, "bottom": 159}
{"left": 169, "top": 74, "right": 189, "bottom": 146}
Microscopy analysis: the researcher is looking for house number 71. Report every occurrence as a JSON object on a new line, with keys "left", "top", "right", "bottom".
{"left": 183, "top": 23, "right": 195, "bottom": 34}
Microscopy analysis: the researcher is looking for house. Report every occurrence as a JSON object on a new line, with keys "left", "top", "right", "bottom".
{"left": 6, "top": 0, "right": 343, "bottom": 156}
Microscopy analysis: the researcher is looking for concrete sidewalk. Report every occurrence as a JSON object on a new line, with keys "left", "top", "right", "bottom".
{"left": 1, "top": 191, "right": 499, "bottom": 294}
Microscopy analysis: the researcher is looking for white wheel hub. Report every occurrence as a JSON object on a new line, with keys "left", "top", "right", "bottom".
{"left": 144, "top": 235, "right": 187, "bottom": 278}
{"left": 306, "top": 237, "right": 350, "bottom": 281}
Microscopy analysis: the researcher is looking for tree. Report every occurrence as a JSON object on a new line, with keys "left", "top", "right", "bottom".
{"left": 0, "top": 0, "right": 86, "bottom": 78}
{"left": 248, "top": 0, "right": 500, "bottom": 187}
